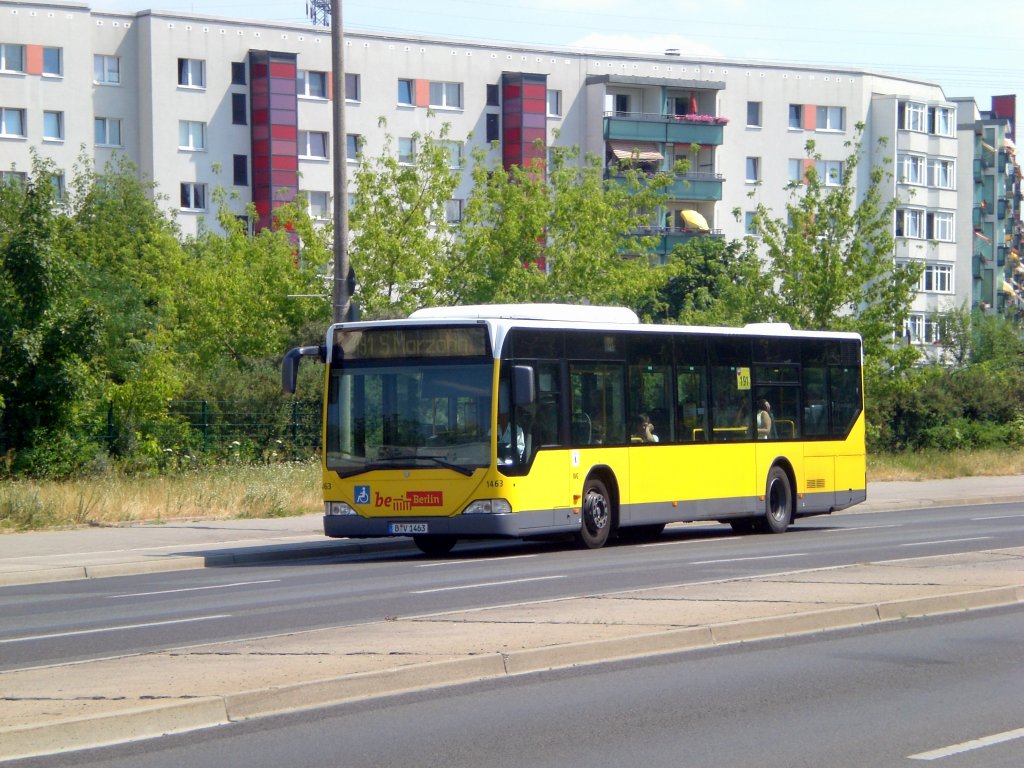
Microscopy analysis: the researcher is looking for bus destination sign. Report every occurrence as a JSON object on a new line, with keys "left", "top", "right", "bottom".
{"left": 335, "top": 326, "right": 490, "bottom": 360}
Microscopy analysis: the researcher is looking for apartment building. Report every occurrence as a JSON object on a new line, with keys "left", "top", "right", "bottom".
{"left": 2, "top": 0, "right": 1019, "bottom": 348}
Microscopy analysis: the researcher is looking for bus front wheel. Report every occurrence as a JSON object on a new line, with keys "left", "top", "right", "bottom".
{"left": 413, "top": 535, "right": 457, "bottom": 556}
{"left": 577, "top": 478, "right": 613, "bottom": 549}
{"left": 759, "top": 466, "right": 792, "bottom": 534}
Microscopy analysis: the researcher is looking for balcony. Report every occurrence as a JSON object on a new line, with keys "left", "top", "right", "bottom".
{"left": 629, "top": 226, "right": 724, "bottom": 260}
{"left": 606, "top": 171, "right": 723, "bottom": 202}
{"left": 604, "top": 112, "right": 726, "bottom": 146}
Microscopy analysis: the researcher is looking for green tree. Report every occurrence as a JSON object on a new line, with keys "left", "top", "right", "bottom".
{"left": 348, "top": 121, "right": 462, "bottom": 318}
{"left": 743, "top": 124, "right": 920, "bottom": 367}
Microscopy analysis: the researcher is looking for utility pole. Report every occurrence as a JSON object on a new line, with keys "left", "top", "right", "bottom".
{"left": 307, "top": 0, "right": 350, "bottom": 323}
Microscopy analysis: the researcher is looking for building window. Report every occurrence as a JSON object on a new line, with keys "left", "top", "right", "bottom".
{"left": 547, "top": 89, "right": 562, "bottom": 117}
{"left": 439, "top": 140, "right": 462, "bottom": 169}
{"left": 305, "top": 190, "right": 330, "bottom": 220}
{"left": 429, "top": 81, "right": 463, "bottom": 109}
{"left": 397, "top": 78, "right": 414, "bottom": 105}
{"left": 0, "top": 107, "right": 25, "bottom": 137}
{"left": 816, "top": 106, "right": 845, "bottom": 131}
{"left": 486, "top": 113, "right": 499, "bottom": 143}
{"left": 744, "top": 211, "right": 757, "bottom": 235}
{"left": 50, "top": 172, "right": 65, "bottom": 200}
{"left": 816, "top": 160, "right": 843, "bottom": 186}
{"left": 298, "top": 130, "right": 329, "bottom": 159}
{"left": 94, "top": 117, "right": 122, "bottom": 146}
{"left": 346, "top": 72, "right": 360, "bottom": 102}
{"left": 231, "top": 61, "right": 246, "bottom": 85}
{"left": 445, "top": 199, "right": 463, "bottom": 224}
{"left": 346, "top": 133, "right": 360, "bottom": 161}
{"left": 42, "top": 47, "right": 62, "bottom": 77}
{"left": 177, "top": 58, "right": 205, "bottom": 88}
{"left": 486, "top": 83, "right": 500, "bottom": 107}
{"left": 180, "top": 182, "right": 207, "bottom": 211}
{"left": 233, "top": 154, "right": 248, "bottom": 186}
{"left": 928, "top": 158, "right": 955, "bottom": 189}
{"left": 905, "top": 313, "right": 941, "bottom": 344}
{"left": 232, "top": 93, "right": 247, "bottom": 125}
{"left": 178, "top": 120, "right": 206, "bottom": 151}
{"left": 94, "top": 54, "right": 120, "bottom": 84}
{"left": 787, "top": 158, "right": 804, "bottom": 184}
{"left": 927, "top": 211, "right": 955, "bottom": 242}
{"left": 43, "top": 110, "right": 63, "bottom": 141}
{"left": 298, "top": 70, "right": 327, "bottom": 98}
{"left": 899, "top": 101, "right": 926, "bottom": 132}
{"left": 612, "top": 93, "right": 630, "bottom": 116}
{"left": 746, "top": 101, "right": 762, "bottom": 128}
{"left": 920, "top": 263, "right": 953, "bottom": 293}
{"left": 898, "top": 154, "right": 925, "bottom": 185}
{"left": 788, "top": 104, "right": 802, "bottom": 129}
{"left": 0, "top": 43, "right": 24, "bottom": 73}
{"left": 929, "top": 106, "right": 955, "bottom": 137}
{"left": 745, "top": 156, "right": 760, "bottom": 183}
{"left": 895, "top": 208, "right": 924, "bottom": 239}
{"left": 398, "top": 137, "right": 416, "bottom": 164}
{"left": 1, "top": 170, "right": 26, "bottom": 187}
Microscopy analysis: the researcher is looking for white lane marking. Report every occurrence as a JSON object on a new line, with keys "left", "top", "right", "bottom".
{"left": 822, "top": 524, "right": 902, "bottom": 533}
{"left": 411, "top": 575, "right": 566, "bottom": 594}
{"left": 908, "top": 725, "right": 1024, "bottom": 760}
{"left": 639, "top": 538, "right": 734, "bottom": 548}
{"left": 0, "top": 615, "right": 232, "bottom": 644}
{"left": 972, "top": 513, "right": 1024, "bottom": 521}
{"left": 690, "top": 553, "right": 809, "bottom": 565}
{"left": 3, "top": 535, "right": 326, "bottom": 561}
{"left": 416, "top": 555, "right": 538, "bottom": 567}
{"left": 899, "top": 536, "right": 993, "bottom": 548}
{"left": 106, "top": 579, "right": 281, "bottom": 599}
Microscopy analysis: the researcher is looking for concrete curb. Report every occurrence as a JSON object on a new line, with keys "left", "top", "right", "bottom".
{"left": 3, "top": 585, "right": 1020, "bottom": 762}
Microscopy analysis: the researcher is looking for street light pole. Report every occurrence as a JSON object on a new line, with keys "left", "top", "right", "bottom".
{"left": 307, "top": 0, "right": 350, "bottom": 323}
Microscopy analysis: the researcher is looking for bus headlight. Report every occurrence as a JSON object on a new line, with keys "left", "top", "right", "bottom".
{"left": 325, "top": 501, "right": 357, "bottom": 516}
{"left": 462, "top": 499, "right": 512, "bottom": 515}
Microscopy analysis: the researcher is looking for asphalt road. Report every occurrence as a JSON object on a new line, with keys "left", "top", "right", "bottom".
{"left": 11, "top": 605, "right": 1024, "bottom": 768}
{"left": 3, "top": 503, "right": 1023, "bottom": 671}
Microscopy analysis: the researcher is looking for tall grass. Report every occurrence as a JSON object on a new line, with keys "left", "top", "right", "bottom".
{"left": 867, "top": 449, "right": 1024, "bottom": 481}
{"left": 0, "top": 460, "right": 322, "bottom": 533}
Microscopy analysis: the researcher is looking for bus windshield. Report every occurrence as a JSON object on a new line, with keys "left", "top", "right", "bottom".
{"left": 325, "top": 361, "right": 494, "bottom": 478}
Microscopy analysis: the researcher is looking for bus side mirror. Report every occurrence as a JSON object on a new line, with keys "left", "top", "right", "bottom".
{"left": 282, "top": 346, "right": 324, "bottom": 394}
{"left": 513, "top": 365, "right": 536, "bottom": 406}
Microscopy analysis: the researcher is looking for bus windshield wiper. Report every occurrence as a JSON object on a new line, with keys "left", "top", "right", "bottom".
{"left": 418, "top": 455, "right": 474, "bottom": 476}
{"left": 335, "top": 455, "right": 473, "bottom": 478}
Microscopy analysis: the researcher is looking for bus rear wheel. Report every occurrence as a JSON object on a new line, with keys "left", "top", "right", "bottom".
{"left": 759, "top": 466, "right": 792, "bottom": 534}
{"left": 413, "top": 535, "right": 457, "bottom": 556}
{"left": 577, "top": 477, "right": 613, "bottom": 549}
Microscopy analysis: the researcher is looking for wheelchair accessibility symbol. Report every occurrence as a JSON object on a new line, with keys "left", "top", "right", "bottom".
{"left": 354, "top": 485, "right": 370, "bottom": 505}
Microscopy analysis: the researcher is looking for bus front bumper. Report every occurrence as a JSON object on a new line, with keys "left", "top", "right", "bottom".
{"left": 323, "top": 509, "right": 577, "bottom": 540}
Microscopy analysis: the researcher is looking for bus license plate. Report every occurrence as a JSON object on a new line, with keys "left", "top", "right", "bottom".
{"left": 389, "top": 523, "right": 428, "bottom": 534}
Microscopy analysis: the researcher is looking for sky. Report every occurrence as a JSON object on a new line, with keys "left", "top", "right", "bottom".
{"left": 91, "top": 0, "right": 1024, "bottom": 109}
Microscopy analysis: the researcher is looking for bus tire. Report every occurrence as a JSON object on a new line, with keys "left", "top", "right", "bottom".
{"left": 577, "top": 477, "right": 613, "bottom": 549}
{"left": 413, "top": 535, "right": 457, "bottom": 556}
{"left": 759, "top": 466, "right": 792, "bottom": 534}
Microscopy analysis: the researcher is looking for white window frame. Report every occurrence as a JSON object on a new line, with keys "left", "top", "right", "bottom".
{"left": 744, "top": 211, "right": 758, "bottom": 235}
{"left": 895, "top": 208, "right": 924, "bottom": 239}
{"left": 928, "top": 158, "right": 955, "bottom": 189}
{"left": 0, "top": 107, "right": 26, "bottom": 137}
{"left": 178, "top": 120, "right": 206, "bottom": 151}
{"left": 94, "top": 117, "right": 122, "bottom": 147}
{"left": 304, "top": 190, "right": 330, "bottom": 220}
{"left": 929, "top": 106, "right": 956, "bottom": 137}
{"left": 928, "top": 211, "right": 955, "bottom": 243}
{"left": 439, "top": 140, "right": 462, "bottom": 169}
{"left": 346, "top": 133, "right": 361, "bottom": 161}
{"left": 177, "top": 58, "right": 206, "bottom": 89}
{"left": 298, "top": 70, "right": 328, "bottom": 99}
{"left": 816, "top": 105, "right": 845, "bottom": 132}
{"left": 898, "top": 153, "right": 926, "bottom": 186}
{"left": 94, "top": 54, "right": 120, "bottom": 85}
{"left": 428, "top": 81, "right": 463, "bottom": 110}
{"left": 50, "top": 172, "right": 65, "bottom": 200}
{"left": 901, "top": 101, "right": 926, "bottom": 132}
{"left": 397, "top": 78, "right": 414, "bottom": 106}
{"left": 298, "top": 130, "right": 329, "bottom": 159}
{"left": 745, "top": 156, "right": 760, "bottom": 183}
{"left": 920, "top": 263, "right": 953, "bottom": 294}
{"left": 747, "top": 101, "right": 762, "bottom": 128}
{"left": 0, "top": 43, "right": 24, "bottom": 73}
{"left": 787, "top": 158, "right": 804, "bottom": 184}
{"left": 43, "top": 110, "right": 64, "bottom": 141}
{"left": 445, "top": 198, "right": 463, "bottom": 224}
{"left": 42, "top": 46, "right": 62, "bottom": 77}
{"left": 345, "top": 72, "right": 360, "bottom": 102}
{"left": 905, "top": 313, "right": 941, "bottom": 344}
{"left": 547, "top": 89, "right": 562, "bottom": 117}
{"left": 816, "top": 160, "right": 843, "bottom": 186}
{"left": 180, "top": 182, "right": 207, "bottom": 211}
{"left": 398, "top": 136, "right": 416, "bottom": 165}
{"left": 788, "top": 104, "right": 803, "bottom": 129}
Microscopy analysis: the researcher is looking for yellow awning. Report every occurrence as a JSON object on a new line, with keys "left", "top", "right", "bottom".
{"left": 608, "top": 140, "right": 664, "bottom": 163}
{"left": 1000, "top": 280, "right": 1015, "bottom": 296}
{"left": 680, "top": 209, "right": 710, "bottom": 231}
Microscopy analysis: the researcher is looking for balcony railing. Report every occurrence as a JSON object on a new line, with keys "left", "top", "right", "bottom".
{"left": 629, "top": 226, "right": 724, "bottom": 259}
{"left": 604, "top": 112, "right": 726, "bottom": 146}
{"left": 606, "top": 171, "right": 724, "bottom": 202}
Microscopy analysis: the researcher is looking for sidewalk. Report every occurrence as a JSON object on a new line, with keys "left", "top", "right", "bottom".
{"left": 1, "top": 477, "right": 1023, "bottom": 761}
{"left": 3, "top": 475, "right": 1023, "bottom": 589}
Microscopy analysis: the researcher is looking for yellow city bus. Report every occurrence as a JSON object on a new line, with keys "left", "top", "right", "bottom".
{"left": 282, "top": 304, "right": 865, "bottom": 555}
